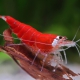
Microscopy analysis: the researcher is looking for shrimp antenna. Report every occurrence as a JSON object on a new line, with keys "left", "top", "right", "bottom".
{"left": 0, "top": 34, "right": 19, "bottom": 40}
{"left": 72, "top": 26, "right": 80, "bottom": 41}
{"left": 75, "top": 45, "right": 80, "bottom": 56}
{"left": 63, "top": 50, "right": 67, "bottom": 64}
{"left": 76, "top": 39, "right": 80, "bottom": 43}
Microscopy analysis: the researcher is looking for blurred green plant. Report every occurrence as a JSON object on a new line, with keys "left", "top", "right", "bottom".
{"left": 0, "top": 52, "right": 11, "bottom": 62}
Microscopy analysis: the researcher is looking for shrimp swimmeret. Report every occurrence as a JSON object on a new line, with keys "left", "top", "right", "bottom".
{"left": 0, "top": 15, "right": 80, "bottom": 71}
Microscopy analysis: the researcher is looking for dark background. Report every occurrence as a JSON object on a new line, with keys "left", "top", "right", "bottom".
{"left": 0, "top": 0, "right": 80, "bottom": 63}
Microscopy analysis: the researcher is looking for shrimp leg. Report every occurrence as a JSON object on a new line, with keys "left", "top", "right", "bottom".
{"left": 31, "top": 49, "right": 40, "bottom": 65}
{"left": 40, "top": 54, "right": 48, "bottom": 72}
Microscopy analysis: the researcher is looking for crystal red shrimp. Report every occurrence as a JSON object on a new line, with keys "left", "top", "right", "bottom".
{"left": 0, "top": 16, "right": 61, "bottom": 53}
{"left": 0, "top": 16, "right": 77, "bottom": 54}
{"left": 0, "top": 15, "right": 79, "bottom": 67}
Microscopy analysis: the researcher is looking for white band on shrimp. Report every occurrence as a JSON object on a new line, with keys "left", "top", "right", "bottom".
{"left": 52, "top": 36, "right": 60, "bottom": 47}
{"left": 1, "top": 16, "right": 6, "bottom": 21}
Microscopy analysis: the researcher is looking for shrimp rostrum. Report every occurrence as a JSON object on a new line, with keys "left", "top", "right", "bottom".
{"left": 0, "top": 16, "right": 79, "bottom": 69}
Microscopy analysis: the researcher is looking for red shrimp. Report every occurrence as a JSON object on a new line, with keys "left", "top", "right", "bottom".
{"left": 0, "top": 15, "right": 79, "bottom": 71}
{"left": 0, "top": 16, "right": 61, "bottom": 53}
{"left": 0, "top": 16, "right": 75, "bottom": 52}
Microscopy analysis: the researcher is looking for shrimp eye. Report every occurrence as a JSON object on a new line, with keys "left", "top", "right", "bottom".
{"left": 59, "top": 36, "right": 62, "bottom": 39}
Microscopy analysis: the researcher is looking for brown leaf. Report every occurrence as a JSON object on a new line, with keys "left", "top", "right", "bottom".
{"left": 0, "top": 28, "right": 79, "bottom": 80}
